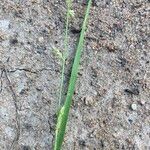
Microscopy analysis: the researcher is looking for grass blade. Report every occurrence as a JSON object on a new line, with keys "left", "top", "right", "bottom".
{"left": 54, "top": 0, "right": 92, "bottom": 149}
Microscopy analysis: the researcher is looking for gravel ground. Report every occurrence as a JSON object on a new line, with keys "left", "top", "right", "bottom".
{"left": 0, "top": 0, "right": 150, "bottom": 150}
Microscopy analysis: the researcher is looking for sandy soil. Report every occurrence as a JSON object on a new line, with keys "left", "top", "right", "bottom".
{"left": 0, "top": 0, "right": 150, "bottom": 150}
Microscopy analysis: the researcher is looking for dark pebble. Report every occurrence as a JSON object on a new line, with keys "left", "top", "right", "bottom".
{"left": 124, "top": 88, "right": 139, "bottom": 95}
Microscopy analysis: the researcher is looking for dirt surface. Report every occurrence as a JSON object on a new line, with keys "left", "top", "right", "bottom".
{"left": 0, "top": 0, "right": 150, "bottom": 150}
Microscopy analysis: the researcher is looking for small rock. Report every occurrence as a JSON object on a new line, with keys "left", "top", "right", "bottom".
{"left": 38, "top": 37, "right": 44, "bottom": 43}
{"left": 139, "top": 100, "right": 145, "bottom": 105}
{"left": 124, "top": 88, "right": 139, "bottom": 95}
{"left": 84, "top": 96, "right": 94, "bottom": 106}
{"left": 70, "top": 26, "right": 81, "bottom": 34}
{"left": 131, "top": 103, "right": 137, "bottom": 111}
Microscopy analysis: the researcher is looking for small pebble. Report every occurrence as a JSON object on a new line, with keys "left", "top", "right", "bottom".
{"left": 139, "top": 100, "right": 145, "bottom": 105}
{"left": 38, "top": 37, "right": 44, "bottom": 43}
{"left": 84, "top": 96, "right": 94, "bottom": 106}
{"left": 131, "top": 103, "right": 137, "bottom": 111}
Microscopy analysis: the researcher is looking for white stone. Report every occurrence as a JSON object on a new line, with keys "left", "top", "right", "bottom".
{"left": 84, "top": 96, "right": 94, "bottom": 106}
{"left": 38, "top": 37, "right": 44, "bottom": 43}
{"left": 131, "top": 103, "right": 137, "bottom": 111}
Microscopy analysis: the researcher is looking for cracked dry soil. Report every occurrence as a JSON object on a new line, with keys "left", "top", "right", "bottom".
{"left": 0, "top": 0, "right": 150, "bottom": 150}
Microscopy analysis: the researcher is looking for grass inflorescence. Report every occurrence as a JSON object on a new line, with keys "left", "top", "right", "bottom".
{"left": 58, "top": 0, "right": 74, "bottom": 108}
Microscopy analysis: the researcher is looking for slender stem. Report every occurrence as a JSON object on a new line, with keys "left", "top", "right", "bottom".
{"left": 59, "top": 2, "right": 71, "bottom": 107}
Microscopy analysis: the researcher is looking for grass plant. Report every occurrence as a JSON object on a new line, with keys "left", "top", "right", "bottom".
{"left": 54, "top": 0, "right": 92, "bottom": 149}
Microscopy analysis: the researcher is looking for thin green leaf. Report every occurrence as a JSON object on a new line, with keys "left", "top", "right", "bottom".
{"left": 54, "top": 0, "right": 92, "bottom": 149}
